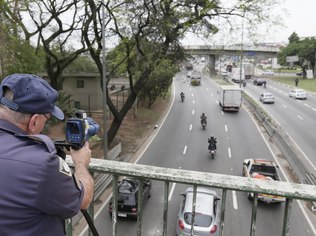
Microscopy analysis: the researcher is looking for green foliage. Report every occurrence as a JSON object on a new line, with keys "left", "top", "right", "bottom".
{"left": 138, "top": 58, "right": 178, "bottom": 108}
{"left": 288, "top": 32, "right": 300, "bottom": 43}
{"left": 64, "top": 55, "right": 98, "bottom": 74}
{"left": 1, "top": 38, "right": 45, "bottom": 77}
{"left": 278, "top": 34, "right": 316, "bottom": 76}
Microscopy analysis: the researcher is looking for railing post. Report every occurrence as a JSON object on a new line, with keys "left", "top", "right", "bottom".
{"left": 87, "top": 172, "right": 96, "bottom": 236}
{"left": 219, "top": 189, "right": 227, "bottom": 236}
{"left": 111, "top": 175, "right": 118, "bottom": 236}
{"left": 163, "top": 181, "right": 170, "bottom": 236}
{"left": 190, "top": 185, "right": 197, "bottom": 235}
{"left": 250, "top": 193, "right": 258, "bottom": 236}
{"left": 65, "top": 218, "right": 72, "bottom": 236}
{"left": 282, "top": 198, "right": 293, "bottom": 236}
{"left": 137, "top": 179, "right": 144, "bottom": 236}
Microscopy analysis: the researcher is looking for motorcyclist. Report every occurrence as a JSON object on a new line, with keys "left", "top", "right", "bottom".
{"left": 208, "top": 136, "right": 217, "bottom": 150}
{"left": 200, "top": 113, "right": 207, "bottom": 125}
{"left": 180, "top": 92, "right": 185, "bottom": 101}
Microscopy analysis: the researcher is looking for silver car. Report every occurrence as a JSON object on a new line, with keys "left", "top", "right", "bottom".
{"left": 260, "top": 92, "right": 275, "bottom": 104}
{"left": 176, "top": 187, "right": 221, "bottom": 236}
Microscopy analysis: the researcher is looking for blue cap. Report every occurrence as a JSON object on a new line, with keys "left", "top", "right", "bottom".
{"left": 0, "top": 74, "right": 64, "bottom": 120}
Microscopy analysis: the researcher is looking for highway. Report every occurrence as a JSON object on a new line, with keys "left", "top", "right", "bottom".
{"left": 80, "top": 71, "right": 316, "bottom": 236}
{"left": 245, "top": 78, "right": 316, "bottom": 171}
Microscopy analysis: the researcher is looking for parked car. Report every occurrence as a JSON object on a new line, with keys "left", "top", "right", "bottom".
{"left": 261, "top": 70, "right": 274, "bottom": 76}
{"left": 289, "top": 89, "right": 307, "bottom": 100}
{"left": 260, "top": 92, "right": 275, "bottom": 104}
{"left": 176, "top": 187, "right": 221, "bottom": 236}
{"left": 253, "top": 78, "right": 266, "bottom": 86}
{"left": 108, "top": 178, "right": 152, "bottom": 219}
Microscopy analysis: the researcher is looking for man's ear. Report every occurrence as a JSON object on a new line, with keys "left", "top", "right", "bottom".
{"left": 27, "top": 114, "right": 39, "bottom": 134}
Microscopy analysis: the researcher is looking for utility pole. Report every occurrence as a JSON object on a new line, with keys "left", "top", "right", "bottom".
{"left": 101, "top": 0, "right": 108, "bottom": 159}
{"left": 239, "top": 17, "right": 244, "bottom": 88}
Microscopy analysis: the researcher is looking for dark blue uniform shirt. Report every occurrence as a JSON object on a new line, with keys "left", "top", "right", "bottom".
{"left": 0, "top": 119, "right": 84, "bottom": 236}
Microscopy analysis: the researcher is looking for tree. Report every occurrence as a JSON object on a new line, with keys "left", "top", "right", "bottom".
{"left": 0, "top": 1, "right": 46, "bottom": 77}
{"left": 83, "top": 0, "right": 281, "bottom": 145}
{"left": 1, "top": 0, "right": 282, "bottom": 147}
{"left": 278, "top": 34, "right": 316, "bottom": 77}
{"left": 1, "top": 0, "right": 89, "bottom": 89}
{"left": 288, "top": 32, "right": 300, "bottom": 43}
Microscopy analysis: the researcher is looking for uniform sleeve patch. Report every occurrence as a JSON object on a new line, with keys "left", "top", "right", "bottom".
{"left": 59, "top": 157, "right": 72, "bottom": 176}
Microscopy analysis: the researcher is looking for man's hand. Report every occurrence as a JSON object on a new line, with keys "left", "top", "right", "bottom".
{"left": 70, "top": 142, "right": 94, "bottom": 209}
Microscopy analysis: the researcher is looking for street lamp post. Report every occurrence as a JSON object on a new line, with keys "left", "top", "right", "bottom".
{"left": 239, "top": 17, "right": 244, "bottom": 88}
{"left": 101, "top": 0, "right": 108, "bottom": 159}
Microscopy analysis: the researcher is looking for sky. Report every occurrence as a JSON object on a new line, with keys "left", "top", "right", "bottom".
{"left": 274, "top": 0, "right": 316, "bottom": 42}
{"left": 182, "top": 0, "right": 316, "bottom": 45}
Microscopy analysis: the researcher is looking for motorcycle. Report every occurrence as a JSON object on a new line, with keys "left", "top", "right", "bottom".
{"left": 201, "top": 119, "right": 207, "bottom": 130}
{"left": 208, "top": 143, "right": 216, "bottom": 159}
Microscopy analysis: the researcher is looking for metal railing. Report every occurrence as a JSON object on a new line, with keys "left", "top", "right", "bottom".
{"left": 66, "top": 157, "right": 316, "bottom": 236}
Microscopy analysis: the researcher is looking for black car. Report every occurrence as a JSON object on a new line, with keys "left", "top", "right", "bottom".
{"left": 108, "top": 178, "right": 152, "bottom": 219}
{"left": 253, "top": 78, "right": 266, "bottom": 86}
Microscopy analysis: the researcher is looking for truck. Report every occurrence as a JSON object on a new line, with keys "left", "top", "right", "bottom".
{"left": 190, "top": 71, "right": 201, "bottom": 86}
{"left": 218, "top": 85, "right": 242, "bottom": 111}
{"left": 230, "top": 67, "right": 244, "bottom": 83}
{"left": 244, "top": 63, "right": 254, "bottom": 80}
{"left": 242, "top": 159, "right": 285, "bottom": 204}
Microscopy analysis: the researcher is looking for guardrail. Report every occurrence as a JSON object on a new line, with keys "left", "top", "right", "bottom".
{"left": 66, "top": 158, "right": 316, "bottom": 236}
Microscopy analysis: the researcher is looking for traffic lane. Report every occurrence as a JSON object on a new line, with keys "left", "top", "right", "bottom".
{"left": 177, "top": 81, "right": 290, "bottom": 235}
{"left": 245, "top": 81, "right": 316, "bottom": 169}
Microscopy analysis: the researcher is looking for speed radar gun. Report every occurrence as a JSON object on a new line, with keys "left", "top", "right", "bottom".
{"left": 54, "top": 110, "right": 100, "bottom": 156}
{"left": 66, "top": 110, "right": 100, "bottom": 149}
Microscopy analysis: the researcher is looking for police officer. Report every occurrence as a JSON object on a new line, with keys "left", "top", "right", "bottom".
{"left": 0, "top": 74, "right": 94, "bottom": 236}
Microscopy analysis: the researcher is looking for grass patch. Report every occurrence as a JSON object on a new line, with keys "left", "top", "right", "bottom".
{"left": 271, "top": 76, "right": 316, "bottom": 92}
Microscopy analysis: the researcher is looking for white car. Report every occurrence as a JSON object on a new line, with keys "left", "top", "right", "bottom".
{"left": 260, "top": 92, "right": 275, "bottom": 104}
{"left": 289, "top": 89, "right": 307, "bottom": 100}
{"left": 261, "top": 70, "right": 274, "bottom": 76}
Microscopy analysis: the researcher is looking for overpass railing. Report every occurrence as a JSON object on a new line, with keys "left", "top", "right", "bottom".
{"left": 66, "top": 158, "right": 316, "bottom": 236}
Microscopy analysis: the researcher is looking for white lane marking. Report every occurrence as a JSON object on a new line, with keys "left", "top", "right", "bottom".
{"left": 183, "top": 146, "right": 187, "bottom": 155}
{"left": 312, "top": 108, "right": 316, "bottom": 112}
{"left": 168, "top": 182, "right": 176, "bottom": 201}
{"left": 189, "top": 124, "right": 193, "bottom": 131}
{"left": 282, "top": 104, "right": 287, "bottom": 108}
{"left": 221, "top": 111, "right": 224, "bottom": 115}
{"left": 225, "top": 125, "right": 228, "bottom": 132}
{"left": 297, "top": 115, "right": 303, "bottom": 120}
{"left": 192, "top": 110, "right": 195, "bottom": 115}
{"left": 192, "top": 93, "right": 194, "bottom": 97}
{"left": 232, "top": 191, "right": 238, "bottom": 210}
{"left": 228, "top": 148, "right": 232, "bottom": 158}
{"left": 304, "top": 103, "right": 310, "bottom": 108}
{"left": 193, "top": 100, "right": 195, "bottom": 104}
